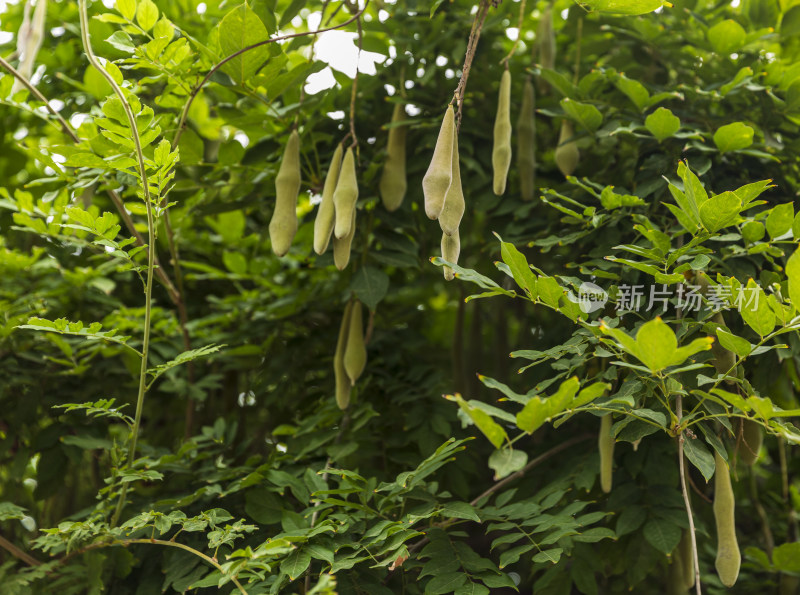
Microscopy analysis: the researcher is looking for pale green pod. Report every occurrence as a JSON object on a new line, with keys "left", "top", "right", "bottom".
{"left": 422, "top": 105, "right": 455, "bottom": 219}
{"left": 678, "top": 530, "right": 695, "bottom": 590}
{"left": 438, "top": 129, "right": 464, "bottom": 237}
{"left": 269, "top": 129, "right": 301, "bottom": 257}
{"left": 379, "top": 103, "right": 408, "bottom": 212}
{"left": 517, "top": 78, "right": 536, "bottom": 201}
{"left": 738, "top": 418, "right": 763, "bottom": 466}
{"left": 598, "top": 414, "right": 614, "bottom": 493}
{"left": 714, "top": 451, "right": 740, "bottom": 588}
{"left": 555, "top": 120, "right": 579, "bottom": 177}
{"left": 441, "top": 230, "right": 460, "bottom": 281}
{"left": 344, "top": 300, "right": 366, "bottom": 385}
{"left": 334, "top": 300, "right": 354, "bottom": 409}
{"left": 333, "top": 208, "right": 356, "bottom": 271}
{"left": 333, "top": 147, "right": 359, "bottom": 239}
{"left": 313, "top": 143, "right": 343, "bottom": 255}
{"left": 538, "top": 5, "right": 556, "bottom": 71}
{"left": 493, "top": 69, "right": 512, "bottom": 196}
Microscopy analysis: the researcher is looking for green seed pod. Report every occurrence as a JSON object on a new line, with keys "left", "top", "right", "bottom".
{"left": 555, "top": 120, "right": 579, "bottom": 177}
{"left": 517, "top": 77, "right": 536, "bottom": 201}
{"left": 269, "top": 129, "right": 301, "bottom": 257}
{"left": 538, "top": 5, "right": 556, "bottom": 71}
{"left": 422, "top": 105, "right": 455, "bottom": 219}
{"left": 379, "top": 102, "right": 407, "bottom": 212}
{"left": 492, "top": 69, "right": 512, "bottom": 196}
{"left": 780, "top": 573, "right": 800, "bottom": 595}
{"left": 678, "top": 530, "right": 695, "bottom": 590}
{"left": 441, "top": 230, "right": 460, "bottom": 281}
{"left": 713, "top": 451, "right": 740, "bottom": 588}
{"left": 669, "top": 553, "right": 690, "bottom": 595}
{"left": 738, "top": 418, "right": 763, "bottom": 466}
{"left": 333, "top": 208, "right": 356, "bottom": 271}
{"left": 598, "top": 414, "right": 614, "bottom": 493}
{"left": 711, "top": 313, "right": 736, "bottom": 384}
{"left": 344, "top": 300, "right": 367, "bottom": 385}
{"left": 334, "top": 300, "right": 354, "bottom": 409}
{"left": 333, "top": 147, "right": 359, "bottom": 239}
{"left": 313, "top": 143, "right": 343, "bottom": 255}
{"left": 438, "top": 128, "right": 464, "bottom": 237}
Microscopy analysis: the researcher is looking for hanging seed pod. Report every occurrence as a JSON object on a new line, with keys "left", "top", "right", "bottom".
{"left": 269, "top": 129, "right": 301, "bottom": 257}
{"left": 668, "top": 552, "right": 690, "bottom": 595}
{"left": 313, "top": 143, "right": 344, "bottom": 255}
{"left": 438, "top": 128, "right": 464, "bottom": 237}
{"left": 492, "top": 69, "right": 512, "bottom": 196}
{"left": 713, "top": 451, "right": 741, "bottom": 588}
{"left": 678, "top": 530, "right": 695, "bottom": 590}
{"left": 441, "top": 230, "right": 460, "bottom": 281}
{"left": 13, "top": 0, "right": 47, "bottom": 95}
{"left": 555, "top": 120, "right": 579, "bottom": 177}
{"left": 333, "top": 209, "right": 356, "bottom": 271}
{"left": 334, "top": 300, "right": 354, "bottom": 409}
{"left": 737, "top": 418, "right": 763, "bottom": 466}
{"left": 422, "top": 105, "right": 455, "bottom": 219}
{"left": 379, "top": 102, "right": 408, "bottom": 212}
{"left": 538, "top": 4, "right": 556, "bottom": 71}
{"left": 598, "top": 414, "right": 614, "bottom": 493}
{"left": 333, "top": 147, "right": 359, "bottom": 239}
{"left": 344, "top": 300, "right": 367, "bottom": 385}
{"left": 517, "top": 77, "right": 536, "bottom": 201}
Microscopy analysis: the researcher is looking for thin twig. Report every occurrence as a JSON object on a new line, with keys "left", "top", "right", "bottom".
{"left": 500, "top": 0, "right": 528, "bottom": 66}
{"left": 677, "top": 395, "right": 702, "bottom": 595}
{"left": 348, "top": 13, "right": 362, "bottom": 151}
{"left": 171, "top": 3, "right": 368, "bottom": 152}
{"left": 451, "top": 0, "right": 491, "bottom": 132}
{"left": 0, "top": 532, "right": 41, "bottom": 567}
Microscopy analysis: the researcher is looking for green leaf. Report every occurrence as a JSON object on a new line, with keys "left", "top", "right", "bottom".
{"left": 222, "top": 250, "right": 247, "bottom": 275}
{"left": 708, "top": 20, "right": 747, "bottom": 54}
{"left": 643, "top": 518, "right": 681, "bottom": 554}
{"left": 634, "top": 318, "right": 678, "bottom": 371}
{"left": 645, "top": 107, "right": 681, "bottom": 142}
{"left": 440, "top": 501, "right": 480, "bottom": 523}
{"left": 578, "top": 0, "right": 668, "bottom": 15}
{"left": 714, "top": 122, "right": 754, "bottom": 153}
{"left": 451, "top": 395, "right": 507, "bottom": 449}
{"left": 350, "top": 266, "right": 389, "bottom": 311}
{"left": 561, "top": 98, "right": 603, "bottom": 131}
{"left": 532, "top": 548, "right": 563, "bottom": 563}
{"left": 787, "top": 246, "right": 800, "bottom": 314}
{"left": 773, "top": 543, "right": 800, "bottom": 572}
{"left": 116, "top": 0, "right": 136, "bottom": 21}
{"left": 739, "top": 279, "right": 775, "bottom": 337}
{"left": 280, "top": 548, "right": 311, "bottom": 580}
{"left": 766, "top": 203, "right": 794, "bottom": 239}
{"left": 488, "top": 448, "right": 528, "bottom": 480}
{"left": 682, "top": 437, "right": 715, "bottom": 482}
{"left": 219, "top": 4, "right": 270, "bottom": 84}
{"left": 715, "top": 328, "right": 751, "bottom": 358}
{"left": 699, "top": 191, "right": 741, "bottom": 233}
{"left": 135, "top": 0, "right": 158, "bottom": 31}
{"left": 537, "top": 276, "right": 564, "bottom": 308}
{"left": 279, "top": 0, "right": 306, "bottom": 27}
{"left": 426, "top": 572, "right": 468, "bottom": 594}
{"left": 147, "top": 344, "right": 225, "bottom": 383}
{"left": 499, "top": 240, "right": 537, "bottom": 298}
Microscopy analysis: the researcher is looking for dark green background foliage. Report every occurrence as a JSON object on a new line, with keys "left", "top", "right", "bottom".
{"left": 1, "top": 0, "right": 800, "bottom": 593}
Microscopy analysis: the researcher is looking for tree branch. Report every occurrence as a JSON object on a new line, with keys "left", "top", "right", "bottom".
{"left": 0, "top": 532, "right": 41, "bottom": 567}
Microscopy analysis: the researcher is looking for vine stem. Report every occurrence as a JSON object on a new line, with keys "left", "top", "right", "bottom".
{"left": 348, "top": 12, "right": 362, "bottom": 151}
{"left": 77, "top": 0, "right": 155, "bottom": 527}
{"left": 677, "top": 394, "right": 702, "bottom": 595}
{"left": 500, "top": 0, "right": 528, "bottom": 66}
{"left": 451, "top": 0, "right": 491, "bottom": 132}
{"left": 171, "top": 2, "right": 368, "bottom": 152}
{"left": 0, "top": 532, "right": 41, "bottom": 566}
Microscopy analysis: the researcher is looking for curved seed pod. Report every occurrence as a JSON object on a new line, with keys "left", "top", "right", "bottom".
{"left": 517, "top": 77, "right": 536, "bottom": 201}
{"left": 344, "top": 300, "right": 367, "bottom": 385}
{"left": 334, "top": 300, "right": 354, "bottom": 409}
{"left": 13, "top": 0, "right": 47, "bottom": 95}
{"left": 598, "top": 414, "right": 614, "bottom": 493}
{"left": 538, "top": 4, "right": 556, "bottom": 71}
{"left": 738, "top": 418, "right": 763, "bottom": 466}
{"left": 713, "top": 451, "right": 741, "bottom": 588}
{"left": 333, "top": 208, "right": 356, "bottom": 271}
{"left": 711, "top": 313, "right": 736, "bottom": 383}
{"left": 492, "top": 69, "right": 512, "bottom": 196}
{"left": 669, "top": 553, "right": 689, "bottom": 595}
{"left": 555, "top": 120, "right": 579, "bottom": 177}
{"left": 333, "top": 147, "right": 359, "bottom": 239}
{"left": 678, "top": 530, "right": 695, "bottom": 590}
{"left": 422, "top": 105, "right": 455, "bottom": 219}
{"left": 269, "top": 129, "right": 301, "bottom": 257}
{"left": 379, "top": 102, "right": 408, "bottom": 212}
{"left": 441, "top": 230, "right": 461, "bottom": 281}
{"left": 438, "top": 129, "right": 464, "bottom": 237}
{"left": 313, "top": 143, "right": 344, "bottom": 255}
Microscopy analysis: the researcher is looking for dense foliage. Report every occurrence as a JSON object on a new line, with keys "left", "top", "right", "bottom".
{"left": 2, "top": 0, "right": 800, "bottom": 593}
